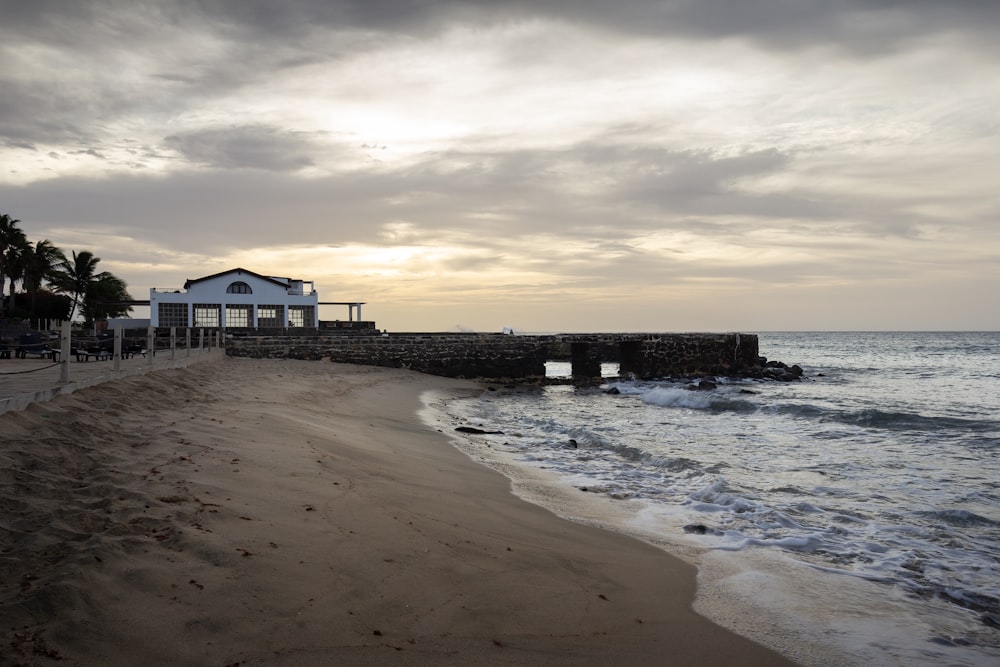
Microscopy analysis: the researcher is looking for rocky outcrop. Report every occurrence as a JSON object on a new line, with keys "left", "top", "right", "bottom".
{"left": 737, "top": 358, "right": 805, "bottom": 382}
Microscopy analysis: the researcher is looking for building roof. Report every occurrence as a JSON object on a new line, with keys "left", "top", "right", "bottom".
{"left": 182, "top": 268, "right": 294, "bottom": 290}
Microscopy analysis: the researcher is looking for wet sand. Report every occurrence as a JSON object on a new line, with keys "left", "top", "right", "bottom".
{"left": 0, "top": 357, "right": 797, "bottom": 666}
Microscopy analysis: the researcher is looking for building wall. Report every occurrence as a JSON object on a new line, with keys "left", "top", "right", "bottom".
{"left": 150, "top": 272, "right": 319, "bottom": 327}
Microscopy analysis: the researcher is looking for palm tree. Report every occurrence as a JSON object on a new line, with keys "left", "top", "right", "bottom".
{"left": 51, "top": 250, "right": 132, "bottom": 324}
{"left": 51, "top": 250, "right": 101, "bottom": 322}
{"left": 82, "top": 272, "right": 133, "bottom": 323}
{"left": 4, "top": 235, "right": 31, "bottom": 314}
{"left": 0, "top": 213, "right": 27, "bottom": 315}
{"left": 23, "top": 239, "right": 66, "bottom": 319}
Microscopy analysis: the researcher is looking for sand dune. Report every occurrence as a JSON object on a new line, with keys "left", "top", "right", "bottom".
{"left": 1, "top": 358, "right": 796, "bottom": 666}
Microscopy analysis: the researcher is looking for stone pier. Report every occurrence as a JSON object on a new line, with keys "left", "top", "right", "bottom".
{"left": 224, "top": 332, "right": 760, "bottom": 383}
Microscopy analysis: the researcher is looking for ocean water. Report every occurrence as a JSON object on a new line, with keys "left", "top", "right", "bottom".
{"left": 424, "top": 332, "right": 1000, "bottom": 666}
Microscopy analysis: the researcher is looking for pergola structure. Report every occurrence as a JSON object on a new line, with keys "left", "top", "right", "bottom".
{"left": 319, "top": 301, "right": 366, "bottom": 322}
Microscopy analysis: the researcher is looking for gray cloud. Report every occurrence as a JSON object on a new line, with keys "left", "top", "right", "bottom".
{"left": 6, "top": 1, "right": 999, "bottom": 51}
{"left": 3, "top": 1, "right": 995, "bottom": 157}
{"left": 1, "top": 0, "right": 996, "bottom": 330}
{"left": 560, "top": 0, "right": 1000, "bottom": 51}
{"left": 0, "top": 80, "right": 97, "bottom": 147}
{"left": 229, "top": 1, "right": 1000, "bottom": 50}
{"left": 0, "top": 134, "right": 941, "bottom": 259}
{"left": 165, "top": 126, "right": 320, "bottom": 171}
{"left": 378, "top": 143, "right": 853, "bottom": 243}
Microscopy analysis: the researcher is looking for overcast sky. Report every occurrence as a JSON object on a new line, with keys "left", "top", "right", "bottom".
{"left": 2, "top": 1, "right": 997, "bottom": 332}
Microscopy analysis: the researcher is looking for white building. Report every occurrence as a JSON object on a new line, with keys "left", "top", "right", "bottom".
{"left": 150, "top": 268, "right": 320, "bottom": 329}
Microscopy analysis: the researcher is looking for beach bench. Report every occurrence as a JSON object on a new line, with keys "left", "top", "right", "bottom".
{"left": 15, "top": 345, "right": 57, "bottom": 360}
{"left": 72, "top": 347, "right": 113, "bottom": 362}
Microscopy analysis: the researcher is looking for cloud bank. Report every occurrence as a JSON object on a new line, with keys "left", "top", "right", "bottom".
{"left": 1, "top": 0, "right": 997, "bottom": 330}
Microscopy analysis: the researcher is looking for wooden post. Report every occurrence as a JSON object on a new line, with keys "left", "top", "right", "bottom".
{"left": 59, "top": 320, "right": 71, "bottom": 383}
{"left": 186, "top": 328, "right": 192, "bottom": 357}
{"left": 113, "top": 325, "right": 122, "bottom": 372}
{"left": 147, "top": 326, "right": 155, "bottom": 367}
{"left": 170, "top": 327, "right": 176, "bottom": 360}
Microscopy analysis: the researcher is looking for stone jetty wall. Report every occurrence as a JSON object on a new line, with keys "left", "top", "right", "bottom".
{"left": 224, "top": 332, "right": 760, "bottom": 382}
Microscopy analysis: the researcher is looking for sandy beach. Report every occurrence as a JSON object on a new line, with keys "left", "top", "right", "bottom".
{"left": 1, "top": 358, "right": 796, "bottom": 666}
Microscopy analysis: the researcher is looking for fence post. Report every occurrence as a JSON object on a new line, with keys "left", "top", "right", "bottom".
{"left": 147, "top": 326, "right": 155, "bottom": 367}
{"left": 113, "top": 325, "right": 122, "bottom": 372}
{"left": 186, "top": 328, "right": 192, "bottom": 357}
{"left": 170, "top": 327, "right": 176, "bottom": 360}
{"left": 59, "top": 320, "right": 71, "bottom": 383}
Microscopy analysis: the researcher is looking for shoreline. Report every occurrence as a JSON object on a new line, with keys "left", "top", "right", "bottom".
{"left": 421, "top": 388, "right": 848, "bottom": 667}
{"left": 425, "top": 365, "right": 1000, "bottom": 667}
{"left": 1, "top": 358, "right": 797, "bottom": 665}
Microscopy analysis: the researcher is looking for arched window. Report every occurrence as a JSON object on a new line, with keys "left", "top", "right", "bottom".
{"left": 226, "top": 281, "right": 253, "bottom": 294}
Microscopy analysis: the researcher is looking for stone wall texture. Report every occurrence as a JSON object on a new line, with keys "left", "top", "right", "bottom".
{"left": 224, "top": 332, "right": 760, "bottom": 382}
